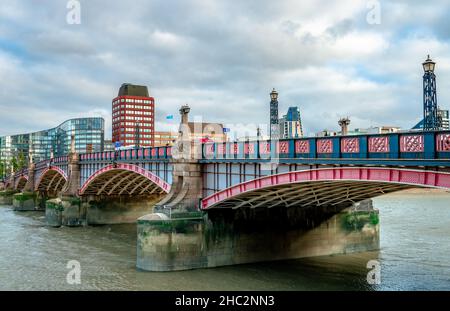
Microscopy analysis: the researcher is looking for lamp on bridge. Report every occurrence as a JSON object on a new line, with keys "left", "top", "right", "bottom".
{"left": 270, "top": 88, "right": 278, "bottom": 101}
{"left": 423, "top": 55, "right": 436, "bottom": 73}
{"left": 422, "top": 55, "right": 439, "bottom": 131}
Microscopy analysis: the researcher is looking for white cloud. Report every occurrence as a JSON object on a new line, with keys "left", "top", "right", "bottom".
{"left": 0, "top": 0, "right": 450, "bottom": 138}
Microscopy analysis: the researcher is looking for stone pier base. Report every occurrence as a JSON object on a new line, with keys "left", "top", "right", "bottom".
{"left": 46, "top": 197, "right": 84, "bottom": 227}
{"left": 45, "top": 195, "right": 162, "bottom": 227}
{"left": 84, "top": 196, "right": 162, "bottom": 225}
{"left": 13, "top": 192, "right": 38, "bottom": 211}
{"left": 137, "top": 204, "right": 380, "bottom": 271}
{"left": 0, "top": 191, "right": 18, "bottom": 205}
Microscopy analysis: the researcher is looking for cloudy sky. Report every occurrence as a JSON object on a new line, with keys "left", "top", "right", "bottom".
{"left": 1, "top": 0, "right": 450, "bottom": 138}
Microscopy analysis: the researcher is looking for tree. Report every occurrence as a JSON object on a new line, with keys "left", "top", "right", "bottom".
{"left": 0, "top": 161, "right": 5, "bottom": 179}
{"left": 17, "top": 151, "right": 27, "bottom": 170}
{"left": 10, "top": 157, "right": 18, "bottom": 173}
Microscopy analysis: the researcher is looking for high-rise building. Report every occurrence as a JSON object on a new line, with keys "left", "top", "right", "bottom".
{"left": 112, "top": 83, "right": 155, "bottom": 148}
{"left": 279, "top": 107, "right": 303, "bottom": 139}
{"left": 438, "top": 109, "right": 449, "bottom": 130}
{"left": 0, "top": 117, "right": 104, "bottom": 166}
{"left": 270, "top": 89, "right": 280, "bottom": 140}
{"left": 154, "top": 131, "right": 178, "bottom": 147}
{"left": 103, "top": 139, "right": 115, "bottom": 152}
{"left": 187, "top": 122, "right": 227, "bottom": 143}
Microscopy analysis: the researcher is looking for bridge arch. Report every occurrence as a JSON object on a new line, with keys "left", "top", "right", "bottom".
{"left": 202, "top": 167, "right": 450, "bottom": 210}
{"left": 79, "top": 163, "right": 171, "bottom": 196}
{"left": 35, "top": 167, "right": 68, "bottom": 194}
{"left": 15, "top": 176, "right": 28, "bottom": 191}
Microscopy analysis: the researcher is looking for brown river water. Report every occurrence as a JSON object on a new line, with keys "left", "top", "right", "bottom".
{"left": 0, "top": 190, "right": 449, "bottom": 291}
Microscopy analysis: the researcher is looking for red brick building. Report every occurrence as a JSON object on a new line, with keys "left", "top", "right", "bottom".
{"left": 112, "top": 83, "right": 155, "bottom": 147}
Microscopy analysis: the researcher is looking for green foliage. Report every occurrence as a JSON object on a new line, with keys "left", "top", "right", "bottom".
{"left": 46, "top": 200, "right": 64, "bottom": 211}
{"left": 10, "top": 157, "right": 18, "bottom": 173}
{"left": 0, "top": 161, "right": 5, "bottom": 178}
{"left": 71, "top": 198, "right": 81, "bottom": 206}
{"left": 342, "top": 211, "right": 379, "bottom": 232}
{"left": 13, "top": 192, "right": 36, "bottom": 202}
{"left": 17, "top": 151, "right": 27, "bottom": 170}
{"left": 0, "top": 190, "right": 18, "bottom": 197}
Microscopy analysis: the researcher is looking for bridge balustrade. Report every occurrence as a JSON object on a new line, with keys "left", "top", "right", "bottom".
{"left": 79, "top": 146, "right": 172, "bottom": 163}
{"left": 202, "top": 131, "right": 450, "bottom": 163}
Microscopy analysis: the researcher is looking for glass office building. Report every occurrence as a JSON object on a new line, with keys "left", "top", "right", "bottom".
{"left": 0, "top": 118, "right": 105, "bottom": 165}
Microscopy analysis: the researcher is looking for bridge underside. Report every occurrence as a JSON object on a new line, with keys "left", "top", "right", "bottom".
{"left": 81, "top": 169, "right": 167, "bottom": 197}
{"left": 37, "top": 170, "right": 67, "bottom": 194}
{"left": 206, "top": 180, "right": 418, "bottom": 210}
{"left": 15, "top": 177, "right": 27, "bottom": 191}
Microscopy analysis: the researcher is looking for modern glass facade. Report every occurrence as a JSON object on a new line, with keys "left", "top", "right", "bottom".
{"left": 0, "top": 118, "right": 105, "bottom": 165}
{"left": 279, "top": 107, "right": 304, "bottom": 139}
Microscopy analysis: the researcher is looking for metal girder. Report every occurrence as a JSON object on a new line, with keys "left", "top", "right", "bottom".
{"left": 139, "top": 182, "right": 158, "bottom": 195}
{"left": 107, "top": 173, "right": 135, "bottom": 196}
{"left": 246, "top": 181, "right": 358, "bottom": 210}
{"left": 119, "top": 175, "right": 145, "bottom": 195}
{"left": 231, "top": 186, "right": 300, "bottom": 209}
{"left": 129, "top": 178, "right": 150, "bottom": 195}
{"left": 97, "top": 170, "right": 130, "bottom": 195}
{"left": 330, "top": 184, "right": 412, "bottom": 206}
{"left": 280, "top": 181, "right": 383, "bottom": 207}
{"left": 54, "top": 175, "right": 67, "bottom": 192}
{"left": 303, "top": 183, "right": 387, "bottom": 207}
{"left": 46, "top": 172, "right": 60, "bottom": 191}
{"left": 206, "top": 179, "right": 421, "bottom": 210}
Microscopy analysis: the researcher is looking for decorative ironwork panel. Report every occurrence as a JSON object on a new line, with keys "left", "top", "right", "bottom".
{"left": 233, "top": 143, "right": 239, "bottom": 155}
{"left": 244, "top": 143, "right": 255, "bottom": 154}
{"left": 295, "top": 140, "right": 310, "bottom": 154}
{"left": 437, "top": 134, "right": 450, "bottom": 152}
{"left": 341, "top": 138, "right": 359, "bottom": 153}
{"left": 400, "top": 135, "right": 424, "bottom": 152}
{"left": 217, "top": 144, "right": 225, "bottom": 155}
{"left": 368, "top": 136, "right": 389, "bottom": 153}
{"left": 317, "top": 139, "right": 333, "bottom": 154}
{"left": 278, "top": 141, "right": 289, "bottom": 154}
{"left": 206, "top": 144, "right": 215, "bottom": 156}
{"left": 259, "top": 142, "right": 271, "bottom": 155}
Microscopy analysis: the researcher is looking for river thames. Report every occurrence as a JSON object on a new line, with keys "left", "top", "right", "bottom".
{"left": 0, "top": 190, "right": 449, "bottom": 291}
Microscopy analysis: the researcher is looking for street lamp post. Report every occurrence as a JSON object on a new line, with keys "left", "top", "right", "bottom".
{"left": 422, "top": 55, "right": 439, "bottom": 131}
{"left": 270, "top": 88, "right": 280, "bottom": 140}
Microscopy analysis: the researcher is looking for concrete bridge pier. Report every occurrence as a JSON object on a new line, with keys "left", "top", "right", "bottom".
{"left": 46, "top": 141, "right": 84, "bottom": 227}
{"left": 13, "top": 162, "right": 38, "bottom": 211}
{"left": 0, "top": 171, "right": 18, "bottom": 205}
{"left": 0, "top": 190, "right": 17, "bottom": 205}
{"left": 137, "top": 200, "right": 380, "bottom": 271}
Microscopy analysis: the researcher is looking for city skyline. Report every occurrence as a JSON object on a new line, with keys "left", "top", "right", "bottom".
{"left": 1, "top": 1, "right": 450, "bottom": 138}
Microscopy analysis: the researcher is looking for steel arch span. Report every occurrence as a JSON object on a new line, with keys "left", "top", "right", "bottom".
{"left": 35, "top": 167, "right": 68, "bottom": 193}
{"left": 201, "top": 167, "right": 450, "bottom": 210}
{"left": 15, "top": 176, "right": 28, "bottom": 191}
{"left": 79, "top": 163, "right": 171, "bottom": 196}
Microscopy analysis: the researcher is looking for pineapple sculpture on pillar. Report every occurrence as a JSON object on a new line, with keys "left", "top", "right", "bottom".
{"left": 7, "top": 165, "right": 15, "bottom": 190}
{"left": 23, "top": 146, "right": 35, "bottom": 193}
{"left": 46, "top": 134, "right": 84, "bottom": 227}
{"left": 60, "top": 134, "right": 80, "bottom": 198}
{"left": 154, "top": 105, "right": 203, "bottom": 215}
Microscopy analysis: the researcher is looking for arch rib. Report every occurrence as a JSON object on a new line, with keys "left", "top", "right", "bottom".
{"left": 202, "top": 167, "right": 450, "bottom": 210}
{"left": 79, "top": 163, "right": 171, "bottom": 196}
